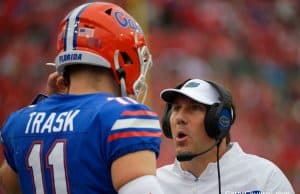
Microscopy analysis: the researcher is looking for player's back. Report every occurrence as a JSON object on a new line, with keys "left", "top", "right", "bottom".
{"left": 1, "top": 93, "right": 161, "bottom": 194}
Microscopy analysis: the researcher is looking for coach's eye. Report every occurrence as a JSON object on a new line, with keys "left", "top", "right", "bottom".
{"left": 171, "top": 104, "right": 180, "bottom": 112}
{"left": 190, "top": 104, "right": 206, "bottom": 112}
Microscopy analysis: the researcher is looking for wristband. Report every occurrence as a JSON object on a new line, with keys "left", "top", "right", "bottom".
{"left": 118, "top": 175, "right": 164, "bottom": 194}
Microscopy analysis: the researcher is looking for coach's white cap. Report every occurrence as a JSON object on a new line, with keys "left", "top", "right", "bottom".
{"left": 160, "top": 79, "right": 220, "bottom": 105}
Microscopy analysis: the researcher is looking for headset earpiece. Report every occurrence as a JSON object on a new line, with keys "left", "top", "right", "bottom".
{"left": 205, "top": 103, "right": 221, "bottom": 138}
{"left": 204, "top": 81, "right": 235, "bottom": 141}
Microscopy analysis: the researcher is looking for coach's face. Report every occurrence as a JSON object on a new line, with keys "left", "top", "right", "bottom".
{"left": 170, "top": 95, "right": 214, "bottom": 157}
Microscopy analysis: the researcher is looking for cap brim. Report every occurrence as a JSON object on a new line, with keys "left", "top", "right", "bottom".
{"left": 160, "top": 88, "right": 216, "bottom": 105}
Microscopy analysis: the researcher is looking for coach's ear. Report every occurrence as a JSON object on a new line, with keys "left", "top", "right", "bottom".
{"left": 47, "top": 72, "right": 68, "bottom": 95}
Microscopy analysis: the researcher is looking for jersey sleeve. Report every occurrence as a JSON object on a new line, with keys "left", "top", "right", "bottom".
{"left": 100, "top": 97, "right": 162, "bottom": 165}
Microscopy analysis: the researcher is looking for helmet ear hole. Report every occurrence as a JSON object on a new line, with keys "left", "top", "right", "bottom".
{"left": 105, "top": 8, "right": 112, "bottom": 15}
{"left": 120, "top": 52, "right": 133, "bottom": 64}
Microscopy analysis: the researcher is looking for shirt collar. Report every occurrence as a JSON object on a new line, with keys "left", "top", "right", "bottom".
{"left": 172, "top": 142, "right": 244, "bottom": 180}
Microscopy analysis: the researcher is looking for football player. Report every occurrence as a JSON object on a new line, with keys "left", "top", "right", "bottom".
{"left": 0, "top": 2, "right": 164, "bottom": 194}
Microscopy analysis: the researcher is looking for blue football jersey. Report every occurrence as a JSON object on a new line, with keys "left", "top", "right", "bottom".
{"left": 1, "top": 93, "right": 162, "bottom": 194}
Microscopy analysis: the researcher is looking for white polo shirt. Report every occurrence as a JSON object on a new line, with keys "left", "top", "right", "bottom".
{"left": 157, "top": 142, "right": 295, "bottom": 194}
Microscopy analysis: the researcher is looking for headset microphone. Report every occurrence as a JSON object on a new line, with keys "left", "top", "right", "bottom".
{"left": 176, "top": 139, "right": 221, "bottom": 162}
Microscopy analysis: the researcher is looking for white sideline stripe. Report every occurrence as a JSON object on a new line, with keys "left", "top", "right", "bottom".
{"left": 125, "top": 97, "right": 138, "bottom": 104}
{"left": 115, "top": 97, "right": 129, "bottom": 105}
{"left": 111, "top": 118, "right": 161, "bottom": 131}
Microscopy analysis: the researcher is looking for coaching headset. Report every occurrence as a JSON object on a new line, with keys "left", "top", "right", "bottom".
{"left": 161, "top": 79, "right": 236, "bottom": 142}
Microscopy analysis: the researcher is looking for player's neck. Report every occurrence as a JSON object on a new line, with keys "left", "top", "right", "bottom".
{"left": 68, "top": 73, "right": 120, "bottom": 96}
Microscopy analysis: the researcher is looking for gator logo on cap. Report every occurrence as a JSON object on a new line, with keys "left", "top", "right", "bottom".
{"left": 184, "top": 82, "right": 200, "bottom": 88}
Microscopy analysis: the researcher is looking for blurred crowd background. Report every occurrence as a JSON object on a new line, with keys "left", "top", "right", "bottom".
{"left": 0, "top": 0, "right": 299, "bottom": 193}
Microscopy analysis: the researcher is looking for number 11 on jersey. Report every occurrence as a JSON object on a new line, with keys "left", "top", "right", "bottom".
{"left": 26, "top": 140, "right": 69, "bottom": 194}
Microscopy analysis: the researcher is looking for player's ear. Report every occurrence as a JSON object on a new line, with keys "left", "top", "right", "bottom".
{"left": 47, "top": 72, "right": 69, "bottom": 95}
{"left": 56, "top": 76, "right": 69, "bottom": 94}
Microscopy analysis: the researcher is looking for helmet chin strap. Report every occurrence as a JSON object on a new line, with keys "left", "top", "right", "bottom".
{"left": 113, "top": 50, "right": 127, "bottom": 97}
{"left": 119, "top": 77, "right": 127, "bottom": 97}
